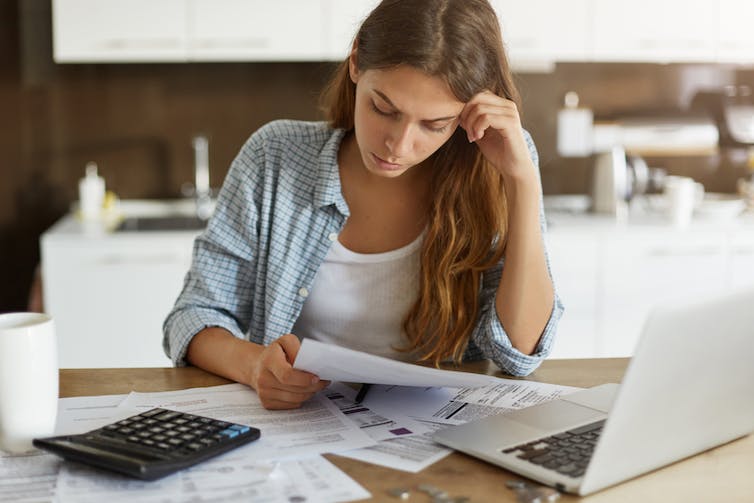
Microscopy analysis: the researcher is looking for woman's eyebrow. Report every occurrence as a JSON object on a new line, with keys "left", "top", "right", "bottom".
{"left": 374, "top": 90, "right": 459, "bottom": 122}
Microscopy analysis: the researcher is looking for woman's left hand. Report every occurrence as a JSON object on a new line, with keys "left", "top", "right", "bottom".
{"left": 459, "top": 91, "right": 536, "bottom": 182}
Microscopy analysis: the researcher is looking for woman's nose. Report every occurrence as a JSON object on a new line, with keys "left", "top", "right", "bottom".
{"left": 386, "top": 122, "right": 413, "bottom": 158}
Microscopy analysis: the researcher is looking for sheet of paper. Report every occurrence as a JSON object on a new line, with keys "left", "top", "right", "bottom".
{"left": 324, "top": 382, "right": 428, "bottom": 441}
{"left": 337, "top": 419, "right": 454, "bottom": 473}
{"left": 336, "top": 378, "right": 582, "bottom": 472}
{"left": 0, "top": 393, "right": 131, "bottom": 503}
{"left": 363, "top": 378, "right": 582, "bottom": 425}
{"left": 294, "top": 338, "right": 496, "bottom": 388}
{"left": 55, "top": 453, "right": 370, "bottom": 503}
{"left": 116, "top": 383, "right": 376, "bottom": 461}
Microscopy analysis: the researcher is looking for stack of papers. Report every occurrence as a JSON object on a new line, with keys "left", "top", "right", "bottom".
{"left": 1, "top": 341, "right": 581, "bottom": 502}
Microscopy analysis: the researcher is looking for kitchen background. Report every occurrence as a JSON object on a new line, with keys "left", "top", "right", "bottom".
{"left": 1, "top": 1, "right": 753, "bottom": 364}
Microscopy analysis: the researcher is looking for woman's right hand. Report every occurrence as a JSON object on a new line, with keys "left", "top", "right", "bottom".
{"left": 249, "top": 334, "right": 329, "bottom": 410}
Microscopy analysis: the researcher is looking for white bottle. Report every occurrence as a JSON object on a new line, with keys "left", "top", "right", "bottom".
{"left": 78, "top": 162, "right": 105, "bottom": 220}
{"left": 557, "top": 91, "right": 594, "bottom": 157}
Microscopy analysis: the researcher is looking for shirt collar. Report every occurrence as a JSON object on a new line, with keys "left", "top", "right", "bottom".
{"left": 313, "top": 127, "right": 350, "bottom": 217}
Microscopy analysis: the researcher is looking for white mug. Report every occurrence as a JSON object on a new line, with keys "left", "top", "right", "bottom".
{"left": 0, "top": 313, "right": 59, "bottom": 453}
{"left": 664, "top": 176, "right": 703, "bottom": 228}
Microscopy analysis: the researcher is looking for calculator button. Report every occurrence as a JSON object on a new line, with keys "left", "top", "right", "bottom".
{"left": 186, "top": 442, "right": 203, "bottom": 451}
{"left": 148, "top": 427, "right": 165, "bottom": 434}
{"left": 199, "top": 438, "right": 216, "bottom": 446}
{"left": 143, "top": 418, "right": 158, "bottom": 425}
{"left": 141, "top": 409, "right": 165, "bottom": 418}
{"left": 219, "top": 428, "right": 239, "bottom": 439}
{"left": 187, "top": 421, "right": 202, "bottom": 429}
{"left": 126, "top": 436, "right": 141, "bottom": 443}
{"left": 155, "top": 442, "right": 172, "bottom": 450}
{"left": 173, "top": 418, "right": 189, "bottom": 425}
{"left": 176, "top": 426, "right": 191, "bottom": 433}
{"left": 229, "top": 425, "right": 250, "bottom": 434}
{"left": 117, "top": 427, "right": 134, "bottom": 435}
{"left": 152, "top": 434, "right": 167, "bottom": 442}
{"left": 167, "top": 438, "right": 183, "bottom": 446}
{"left": 180, "top": 434, "right": 196, "bottom": 442}
{"left": 165, "top": 430, "right": 180, "bottom": 437}
{"left": 154, "top": 411, "right": 181, "bottom": 422}
{"left": 142, "top": 439, "right": 156, "bottom": 446}
{"left": 212, "top": 420, "right": 230, "bottom": 429}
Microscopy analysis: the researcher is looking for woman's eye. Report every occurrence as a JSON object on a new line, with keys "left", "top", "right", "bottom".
{"left": 371, "top": 101, "right": 395, "bottom": 117}
{"left": 427, "top": 124, "right": 450, "bottom": 133}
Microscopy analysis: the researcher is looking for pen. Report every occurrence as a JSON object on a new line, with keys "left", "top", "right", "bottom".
{"left": 354, "top": 383, "right": 372, "bottom": 404}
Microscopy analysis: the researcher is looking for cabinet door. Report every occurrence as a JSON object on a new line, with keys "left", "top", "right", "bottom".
{"left": 492, "top": 0, "right": 589, "bottom": 66}
{"left": 52, "top": 0, "right": 188, "bottom": 62}
{"left": 188, "top": 0, "right": 324, "bottom": 60}
{"left": 591, "top": 0, "right": 717, "bottom": 62}
{"left": 42, "top": 237, "right": 195, "bottom": 368}
{"left": 718, "top": 0, "right": 754, "bottom": 63}
{"left": 545, "top": 230, "right": 600, "bottom": 359}
{"left": 601, "top": 230, "right": 727, "bottom": 357}
{"left": 321, "top": 0, "right": 379, "bottom": 61}
{"left": 726, "top": 231, "right": 754, "bottom": 290}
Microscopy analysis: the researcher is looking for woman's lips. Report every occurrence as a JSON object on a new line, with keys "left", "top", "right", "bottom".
{"left": 371, "top": 153, "right": 403, "bottom": 171}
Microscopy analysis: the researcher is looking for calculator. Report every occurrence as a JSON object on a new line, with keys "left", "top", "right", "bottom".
{"left": 33, "top": 408, "right": 261, "bottom": 481}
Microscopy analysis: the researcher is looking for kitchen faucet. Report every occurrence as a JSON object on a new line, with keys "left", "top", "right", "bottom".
{"left": 192, "top": 134, "right": 213, "bottom": 220}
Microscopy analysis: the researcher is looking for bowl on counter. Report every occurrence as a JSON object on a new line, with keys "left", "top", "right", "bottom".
{"left": 694, "top": 193, "right": 746, "bottom": 221}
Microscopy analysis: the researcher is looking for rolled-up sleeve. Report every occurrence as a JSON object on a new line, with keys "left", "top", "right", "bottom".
{"left": 163, "top": 137, "right": 262, "bottom": 367}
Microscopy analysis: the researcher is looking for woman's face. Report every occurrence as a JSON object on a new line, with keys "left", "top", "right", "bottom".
{"left": 349, "top": 63, "right": 465, "bottom": 179}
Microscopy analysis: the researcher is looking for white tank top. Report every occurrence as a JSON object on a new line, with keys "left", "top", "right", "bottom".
{"left": 292, "top": 231, "right": 423, "bottom": 361}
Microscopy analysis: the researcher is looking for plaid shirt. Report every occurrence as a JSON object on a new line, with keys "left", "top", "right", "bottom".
{"left": 163, "top": 120, "right": 563, "bottom": 376}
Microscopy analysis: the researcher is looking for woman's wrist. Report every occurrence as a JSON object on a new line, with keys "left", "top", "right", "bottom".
{"left": 186, "top": 327, "right": 263, "bottom": 388}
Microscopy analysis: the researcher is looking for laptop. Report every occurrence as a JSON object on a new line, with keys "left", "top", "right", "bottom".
{"left": 433, "top": 287, "right": 754, "bottom": 495}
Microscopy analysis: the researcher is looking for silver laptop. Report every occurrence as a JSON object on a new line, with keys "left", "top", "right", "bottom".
{"left": 433, "top": 288, "right": 754, "bottom": 495}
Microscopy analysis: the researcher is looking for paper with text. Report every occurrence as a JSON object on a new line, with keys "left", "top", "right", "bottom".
{"left": 294, "top": 338, "right": 497, "bottom": 388}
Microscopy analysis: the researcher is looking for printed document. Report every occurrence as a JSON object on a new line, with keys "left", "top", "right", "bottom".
{"left": 294, "top": 338, "right": 496, "bottom": 388}
{"left": 116, "top": 383, "right": 376, "bottom": 461}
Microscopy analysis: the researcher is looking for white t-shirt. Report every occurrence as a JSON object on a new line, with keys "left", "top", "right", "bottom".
{"left": 292, "top": 232, "right": 423, "bottom": 361}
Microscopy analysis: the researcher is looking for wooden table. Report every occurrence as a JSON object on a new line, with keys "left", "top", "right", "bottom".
{"left": 60, "top": 359, "right": 754, "bottom": 502}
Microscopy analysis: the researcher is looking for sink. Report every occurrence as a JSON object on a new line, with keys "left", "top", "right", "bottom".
{"left": 115, "top": 215, "right": 207, "bottom": 232}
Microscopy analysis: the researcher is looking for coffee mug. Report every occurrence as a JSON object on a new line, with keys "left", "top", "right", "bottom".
{"left": 0, "top": 313, "right": 59, "bottom": 453}
{"left": 664, "top": 176, "right": 703, "bottom": 228}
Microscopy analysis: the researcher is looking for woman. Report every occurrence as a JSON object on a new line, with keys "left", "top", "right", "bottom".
{"left": 164, "top": 0, "right": 563, "bottom": 410}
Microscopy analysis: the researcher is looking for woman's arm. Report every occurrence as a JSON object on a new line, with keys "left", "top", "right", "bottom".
{"left": 460, "top": 91, "right": 557, "bottom": 359}
{"left": 494, "top": 172, "right": 554, "bottom": 355}
{"left": 186, "top": 328, "right": 328, "bottom": 410}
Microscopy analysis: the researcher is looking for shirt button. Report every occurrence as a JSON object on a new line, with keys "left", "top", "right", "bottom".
{"left": 328, "top": 232, "right": 338, "bottom": 242}
{"left": 298, "top": 287, "right": 309, "bottom": 298}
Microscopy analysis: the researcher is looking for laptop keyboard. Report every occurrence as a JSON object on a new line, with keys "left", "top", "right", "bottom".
{"left": 501, "top": 420, "right": 605, "bottom": 479}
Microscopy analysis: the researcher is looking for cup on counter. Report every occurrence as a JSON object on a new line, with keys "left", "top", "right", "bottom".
{"left": 0, "top": 313, "right": 58, "bottom": 454}
{"left": 664, "top": 176, "right": 704, "bottom": 228}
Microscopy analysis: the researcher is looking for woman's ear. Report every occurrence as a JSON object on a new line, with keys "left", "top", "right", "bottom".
{"left": 348, "top": 42, "right": 359, "bottom": 84}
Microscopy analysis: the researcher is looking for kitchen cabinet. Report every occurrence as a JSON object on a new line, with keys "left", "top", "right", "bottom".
{"left": 492, "top": 0, "right": 590, "bottom": 67}
{"left": 41, "top": 201, "right": 200, "bottom": 368}
{"left": 591, "top": 0, "right": 717, "bottom": 62}
{"left": 545, "top": 212, "right": 754, "bottom": 359}
{"left": 717, "top": 0, "right": 754, "bottom": 63}
{"left": 52, "top": 0, "right": 749, "bottom": 65}
{"left": 188, "top": 0, "right": 325, "bottom": 61}
{"left": 545, "top": 229, "right": 600, "bottom": 359}
{"left": 321, "top": 0, "right": 379, "bottom": 61}
{"left": 52, "top": 0, "right": 188, "bottom": 62}
{"left": 599, "top": 230, "right": 727, "bottom": 357}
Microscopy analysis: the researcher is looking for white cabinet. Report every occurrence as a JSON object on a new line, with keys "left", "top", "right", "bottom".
{"left": 52, "top": 0, "right": 189, "bottom": 62}
{"left": 41, "top": 207, "right": 199, "bottom": 368}
{"left": 726, "top": 231, "right": 754, "bottom": 290}
{"left": 321, "top": 0, "right": 379, "bottom": 60}
{"left": 546, "top": 214, "right": 754, "bottom": 359}
{"left": 717, "top": 0, "right": 754, "bottom": 63}
{"left": 545, "top": 229, "right": 600, "bottom": 359}
{"left": 492, "top": 0, "right": 590, "bottom": 67}
{"left": 600, "top": 230, "right": 727, "bottom": 357}
{"left": 188, "top": 0, "right": 325, "bottom": 61}
{"left": 591, "top": 0, "right": 717, "bottom": 62}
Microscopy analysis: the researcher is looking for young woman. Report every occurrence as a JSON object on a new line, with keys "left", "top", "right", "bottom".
{"left": 164, "top": 0, "right": 563, "bottom": 410}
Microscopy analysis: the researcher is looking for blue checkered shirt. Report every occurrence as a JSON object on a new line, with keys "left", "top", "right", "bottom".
{"left": 163, "top": 120, "right": 564, "bottom": 376}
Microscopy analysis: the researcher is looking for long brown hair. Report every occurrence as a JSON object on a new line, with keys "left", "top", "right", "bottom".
{"left": 320, "top": 0, "right": 520, "bottom": 366}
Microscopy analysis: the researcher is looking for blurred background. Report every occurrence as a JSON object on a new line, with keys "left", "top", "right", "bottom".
{"left": 2, "top": 0, "right": 753, "bottom": 366}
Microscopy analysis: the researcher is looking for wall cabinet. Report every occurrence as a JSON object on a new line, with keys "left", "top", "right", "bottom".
{"left": 591, "top": 0, "right": 716, "bottom": 63}
{"left": 52, "top": 0, "right": 754, "bottom": 65}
